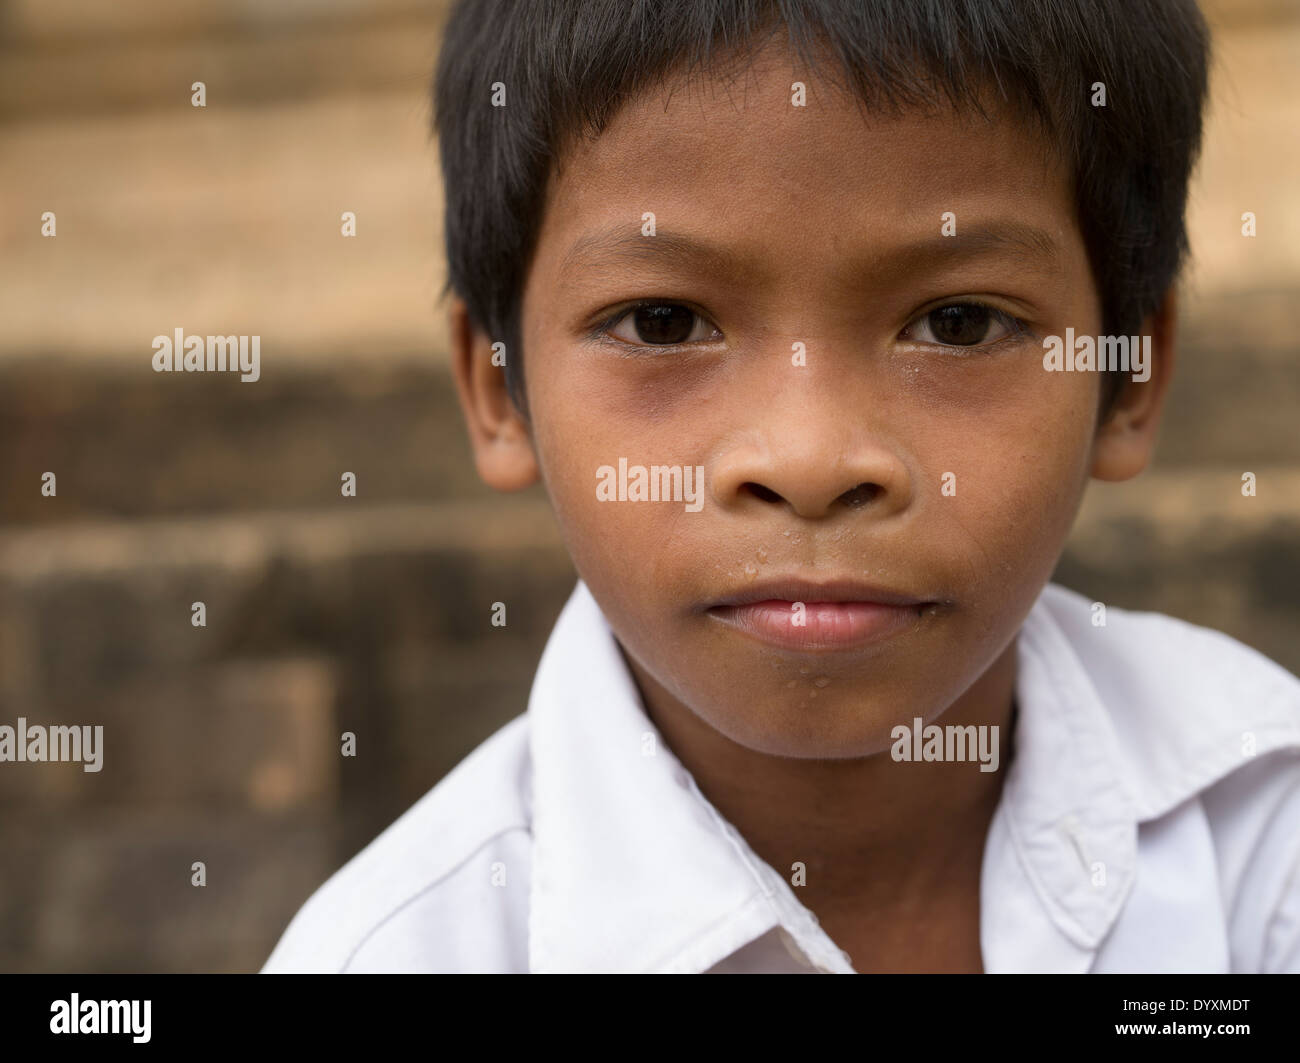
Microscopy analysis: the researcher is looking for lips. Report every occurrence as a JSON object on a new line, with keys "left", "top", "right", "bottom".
{"left": 705, "top": 577, "right": 936, "bottom": 651}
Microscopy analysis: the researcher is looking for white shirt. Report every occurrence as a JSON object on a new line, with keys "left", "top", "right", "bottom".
{"left": 262, "top": 580, "right": 1300, "bottom": 973}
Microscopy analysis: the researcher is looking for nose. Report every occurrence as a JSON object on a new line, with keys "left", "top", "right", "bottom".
{"left": 708, "top": 425, "right": 914, "bottom": 521}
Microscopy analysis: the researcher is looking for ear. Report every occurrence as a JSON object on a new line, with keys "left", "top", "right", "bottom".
{"left": 448, "top": 298, "right": 539, "bottom": 491}
{"left": 1089, "top": 289, "right": 1178, "bottom": 482}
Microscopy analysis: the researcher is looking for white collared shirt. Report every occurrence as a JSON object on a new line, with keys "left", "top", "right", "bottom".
{"left": 262, "top": 581, "right": 1300, "bottom": 973}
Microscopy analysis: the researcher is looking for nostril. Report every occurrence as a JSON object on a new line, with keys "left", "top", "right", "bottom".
{"left": 839, "top": 483, "right": 881, "bottom": 508}
{"left": 741, "top": 482, "right": 783, "bottom": 503}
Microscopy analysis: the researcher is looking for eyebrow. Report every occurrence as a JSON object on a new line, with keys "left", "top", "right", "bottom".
{"left": 557, "top": 220, "right": 1063, "bottom": 282}
{"left": 559, "top": 226, "right": 738, "bottom": 280}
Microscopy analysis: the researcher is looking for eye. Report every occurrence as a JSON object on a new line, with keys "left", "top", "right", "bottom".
{"left": 605, "top": 303, "right": 719, "bottom": 346}
{"left": 902, "top": 302, "right": 1021, "bottom": 347}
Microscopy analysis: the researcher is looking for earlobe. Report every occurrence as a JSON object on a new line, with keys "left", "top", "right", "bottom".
{"left": 1090, "top": 290, "right": 1179, "bottom": 483}
{"left": 447, "top": 299, "right": 540, "bottom": 491}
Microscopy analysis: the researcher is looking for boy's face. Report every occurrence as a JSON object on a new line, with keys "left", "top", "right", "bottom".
{"left": 455, "top": 41, "right": 1171, "bottom": 759}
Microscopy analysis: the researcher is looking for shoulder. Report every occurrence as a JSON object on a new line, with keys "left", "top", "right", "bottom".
{"left": 1035, "top": 584, "right": 1300, "bottom": 971}
{"left": 261, "top": 713, "right": 534, "bottom": 973}
{"left": 1035, "top": 583, "right": 1300, "bottom": 811}
{"left": 1199, "top": 748, "right": 1300, "bottom": 971}
{"left": 1037, "top": 584, "right": 1300, "bottom": 721}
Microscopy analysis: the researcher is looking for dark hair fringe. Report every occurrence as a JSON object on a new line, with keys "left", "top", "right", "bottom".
{"left": 434, "top": 0, "right": 1210, "bottom": 414}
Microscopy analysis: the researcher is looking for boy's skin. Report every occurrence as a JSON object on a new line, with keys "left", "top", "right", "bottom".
{"left": 450, "top": 38, "right": 1177, "bottom": 972}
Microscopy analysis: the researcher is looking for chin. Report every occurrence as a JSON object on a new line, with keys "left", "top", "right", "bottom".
{"left": 706, "top": 700, "right": 905, "bottom": 760}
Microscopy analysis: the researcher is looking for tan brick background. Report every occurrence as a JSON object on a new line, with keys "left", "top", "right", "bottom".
{"left": 0, "top": 0, "right": 1296, "bottom": 971}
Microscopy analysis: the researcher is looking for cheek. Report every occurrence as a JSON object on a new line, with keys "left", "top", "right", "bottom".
{"left": 914, "top": 362, "right": 1098, "bottom": 608}
{"left": 527, "top": 368, "right": 684, "bottom": 592}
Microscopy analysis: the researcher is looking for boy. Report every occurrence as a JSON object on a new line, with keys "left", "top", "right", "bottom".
{"left": 263, "top": 0, "right": 1300, "bottom": 972}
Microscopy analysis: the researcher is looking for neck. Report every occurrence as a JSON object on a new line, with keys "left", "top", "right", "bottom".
{"left": 625, "top": 640, "right": 1017, "bottom": 912}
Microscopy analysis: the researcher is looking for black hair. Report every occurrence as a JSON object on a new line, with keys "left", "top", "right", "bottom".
{"left": 433, "top": 0, "right": 1209, "bottom": 416}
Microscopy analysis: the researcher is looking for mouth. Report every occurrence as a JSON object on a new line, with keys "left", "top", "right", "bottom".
{"left": 704, "top": 576, "right": 938, "bottom": 652}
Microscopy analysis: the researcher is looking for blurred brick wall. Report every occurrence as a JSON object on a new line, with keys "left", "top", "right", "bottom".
{"left": 0, "top": 0, "right": 1296, "bottom": 971}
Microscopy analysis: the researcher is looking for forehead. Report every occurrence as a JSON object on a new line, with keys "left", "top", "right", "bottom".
{"left": 533, "top": 38, "right": 1079, "bottom": 286}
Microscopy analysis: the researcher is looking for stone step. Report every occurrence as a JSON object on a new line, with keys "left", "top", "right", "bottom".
{"left": 1057, "top": 467, "right": 1300, "bottom": 676}
{"left": 1157, "top": 289, "right": 1300, "bottom": 467}
{"left": 0, "top": 806, "right": 340, "bottom": 972}
{"left": 0, "top": 498, "right": 576, "bottom": 817}
{"left": 0, "top": 498, "right": 573, "bottom": 693}
{"left": 0, "top": 656, "right": 338, "bottom": 811}
{"left": 0, "top": 364, "right": 479, "bottom": 524}
{"left": 0, "top": 1, "right": 452, "bottom": 119}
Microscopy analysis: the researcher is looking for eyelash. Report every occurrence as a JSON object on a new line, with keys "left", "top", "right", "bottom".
{"left": 590, "top": 299, "right": 1030, "bottom": 353}
{"left": 900, "top": 301, "right": 1030, "bottom": 353}
{"left": 589, "top": 299, "right": 718, "bottom": 353}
